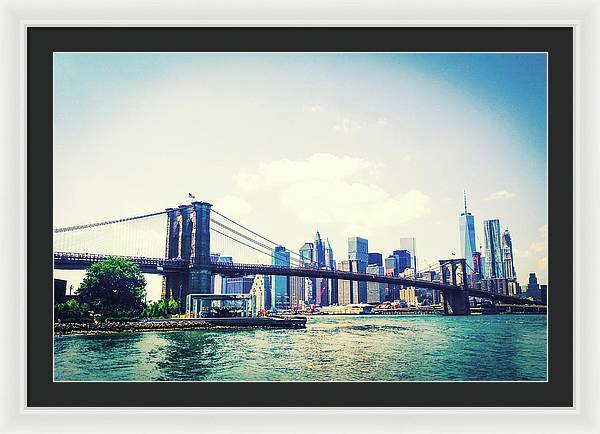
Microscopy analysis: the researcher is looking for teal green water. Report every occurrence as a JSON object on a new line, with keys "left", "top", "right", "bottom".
{"left": 54, "top": 315, "right": 547, "bottom": 381}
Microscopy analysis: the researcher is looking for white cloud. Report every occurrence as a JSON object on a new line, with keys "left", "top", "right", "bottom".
{"left": 333, "top": 117, "right": 365, "bottom": 135}
{"left": 303, "top": 104, "right": 323, "bottom": 113}
{"left": 213, "top": 195, "right": 252, "bottom": 218}
{"left": 235, "top": 153, "right": 431, "bottom": 235}
{"left": 483, "top": 190, "right": 516, "bottom": 201}
{"left": 513, "top": 223, "right": 548, "bottom": 282}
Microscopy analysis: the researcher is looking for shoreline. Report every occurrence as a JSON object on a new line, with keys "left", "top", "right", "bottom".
{"left": 54, "top": 316, "right": 308, "bottom": 336}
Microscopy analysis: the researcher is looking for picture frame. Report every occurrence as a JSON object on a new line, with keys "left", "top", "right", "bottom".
{"left": 1, "top": 0, "right": 597, "bottom": 432}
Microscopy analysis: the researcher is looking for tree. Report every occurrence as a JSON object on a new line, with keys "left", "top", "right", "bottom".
{"left": 77, "top": 256, "right": 146, "bottom": 316}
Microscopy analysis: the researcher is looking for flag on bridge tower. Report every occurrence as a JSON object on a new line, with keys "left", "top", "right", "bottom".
{"left": 188, "top": 192, "right": 196, "bottom": 200}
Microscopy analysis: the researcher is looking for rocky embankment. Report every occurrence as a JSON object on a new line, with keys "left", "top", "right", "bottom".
{"left": 54, "top": 319, "right": 212, "bottom": 336}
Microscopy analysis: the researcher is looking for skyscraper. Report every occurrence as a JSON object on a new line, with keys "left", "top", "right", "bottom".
{"left": 392, "top": 249, "right": 412, "bottom": 274}
{"left": 313, "top": 231, "right": 325, "bottom": 268}
{"left": 483, "top": 219, "right": 504, "bottom": 278}
{"left": 324, "top": 238, "right": 335, "bottom": 269}
{"left": 527, "top": 272, "right": 541, "bottom": 300}
{"left": 368, "top": 252, "right": 383, "bottom": 266}
{"left": 299, "top": 242, "right": 314, "bottom": 265}
{"left": 384, "top": 255, "right": 397, "bottom": 275}
{"left": 399, "top": 237, "right": 417, "bottom": 271}
{"left": 289, "top": 275, "right": 305, "bottom": 311}
{"left": 348, "top": 237, "right": 369, "bottom": 264}
{"left": 502, "top": 229, "right": 517, "bottom": 279}
{"left": 271, "top": 246, "right": 290, "bottom": 310}
{"left": 348, "top": 237, "right": 368, "bottom": 303}
{"left": 366, "top": 264, "right": 385, "bottom": 304}
{"left": 459, "top": 191, "right": 476, "bottom": 275}
{"left": 337, "top": 259, "right": 365, "bottom": 304}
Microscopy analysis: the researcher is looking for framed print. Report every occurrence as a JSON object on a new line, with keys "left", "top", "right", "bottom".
{"left": 1, "top": 0, "right": 598, "bottom": 432}
{"left": 30, "top": 25, "right": 570, "bottom": 403}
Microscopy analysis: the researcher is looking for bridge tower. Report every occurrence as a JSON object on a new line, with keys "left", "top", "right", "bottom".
{"left": 439, "top": 258, "right": 471, "bottom": 315}
{"left": 161, "top": 201, "right": 213, "bottom": 304}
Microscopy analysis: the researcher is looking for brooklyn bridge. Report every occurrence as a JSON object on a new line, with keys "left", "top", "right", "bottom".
{"left": 53, "top": 201, "right": 540, "bottom": 315}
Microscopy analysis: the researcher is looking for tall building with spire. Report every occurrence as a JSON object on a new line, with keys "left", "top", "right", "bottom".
{"left": 502, "top": 229, "right": 517, "bottom": 279}
{"left": 459, "top": 190, "right": 477, "bottom": 275}
{"left": 324, "top": 238, "right": 335, "bottom": 269}
{"left": 313, "top": 231, "right": 325, "bottom": 268}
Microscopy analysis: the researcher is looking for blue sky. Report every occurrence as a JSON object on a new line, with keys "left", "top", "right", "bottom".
{"left": 53, "top": 52, "right": 548, "bottom": 300}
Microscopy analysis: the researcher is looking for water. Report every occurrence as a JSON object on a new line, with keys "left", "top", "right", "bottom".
{"left": 54, "top": 315, "right": 547, "bottom": 381}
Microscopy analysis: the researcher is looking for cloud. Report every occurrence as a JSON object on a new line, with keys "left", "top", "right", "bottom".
{"left": 483, "top": 190, "right": 516, "bottom": 201}
{"left": 303, "top": 104, "right": 323, "bottom": 113}
{"left": 333, "top": 117, "right": 365, "bottom": 135}
{"left": 235, "top": 153, "right": 431, "bottom": 234}
{"left": 213, "top": 195, "right": 252, "bottom": 218}
{"left": 512, "top": 223, "right": 548, "bottom": 282}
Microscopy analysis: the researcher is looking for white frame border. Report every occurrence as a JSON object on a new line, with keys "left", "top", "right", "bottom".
{"left": 1, "top": 1, "right": 597, "bottom": 433}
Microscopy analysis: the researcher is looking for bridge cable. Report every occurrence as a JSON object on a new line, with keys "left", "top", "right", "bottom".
{"left": 54, "top": 210, "right": 166, "bottom": 233}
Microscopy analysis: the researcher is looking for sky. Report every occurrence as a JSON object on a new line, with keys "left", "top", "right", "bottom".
{"left": 53, "top": 52, "right": 548, "bottom": 301}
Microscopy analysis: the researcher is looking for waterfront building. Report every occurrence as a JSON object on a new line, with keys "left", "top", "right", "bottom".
{"left": 502, "top": 229, "right": 517, "bottom": 279}
{"left": 399, "top": 237, "right": 417, "bottom": 272}
{"left": 313, "top": 231, "right": 325, "bottom": 268}
{"left": 399, "top": 287, "right": 418, "bottom": 306}
{"left": 211, "top": 255, "right": 233, "bottom": 294}
{"left": 250, "top": 274, "right": 271, "bottom": 313}
{"left": 527, "top": 272, "right": 541, "bottom": 300}
{"left": 480, "top": 255, "right": 486, "bottom": 279}
{"left": 399, "top": 267, "right": 415, "bottom": 279}
{"left": 508, "top": 280, "right": 520, "bottom": 297}
{"left": 329, "top": 278, "right": 338, "bottom": 305}
{"left": 324, "top": 238, "right": 335, "bottom": 269}
{"left": 368, "top": 252, "right": 383, "bottom": 266}
{"left": 384, "top": 255, "right": 397, "bottom": 275}
{"left": 348, "top": 237, "right": 368, "bottom": 303}
{"left": 271, "top": 246, "right": 290, "bottom": 310}
{"left": 472, "top": 251, "right": 483, "bottom": 283}
{"left": 459, "top": 191, "right": 477, "bottom": 275}
{"left": 303, "top": 277, "right": 315, "bottom": 305}
{"left": 483, "top": 219, "right": 504, "bottom": 278}
{"left": 314, "top": 277, "right": 329, "bottom": 306}
{"left": 366, "top": 264, "right": 385, "bottom": 304}
{"left": 541, "top": 284, "right": 548, "bottom": 304}
{"left": 289, "top": 275, "right": 305, "bottom": 311}
{"left": 320, "top": 304, "right": 373, "bottom": 315}
{"left": 337, "top": 259, "right": 366, "bottom": 304}
{"left": 393, "top": 249, "right": 412, "bottom": 274}
{"left": 222, "top": 276, "right": 254, "bottom": 294}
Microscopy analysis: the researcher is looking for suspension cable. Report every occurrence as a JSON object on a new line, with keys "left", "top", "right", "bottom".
{"left": 54, "top": 210, "right": 166, "bottom": 233}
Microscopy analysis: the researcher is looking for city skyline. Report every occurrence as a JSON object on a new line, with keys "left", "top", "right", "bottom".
{"left": 53, "top": 52, "right": 548, "bottom": 301}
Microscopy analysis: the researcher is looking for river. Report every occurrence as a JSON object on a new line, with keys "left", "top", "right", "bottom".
{"left": 54, "top": 314, "right": 547, "bottom": 381}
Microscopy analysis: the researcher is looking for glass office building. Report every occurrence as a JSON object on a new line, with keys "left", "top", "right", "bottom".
{"left": 483, "top": 219, "right": 504, "bottom": 278}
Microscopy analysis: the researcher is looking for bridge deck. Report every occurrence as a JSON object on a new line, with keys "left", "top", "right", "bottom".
{"left": 53, "top": 252, "right": 539, "bottom": 305}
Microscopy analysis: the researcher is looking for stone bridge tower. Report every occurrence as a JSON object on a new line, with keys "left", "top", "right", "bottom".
{"left": 161, "top": 201, "right": 212, "bottom": 303}
{"left": 439, "top": 258, "right": 471, "bottom": 315}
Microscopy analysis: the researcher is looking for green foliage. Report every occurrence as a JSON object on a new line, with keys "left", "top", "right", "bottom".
{"left": 77, "top": 256, "right": 146, "bottom": 316}
{"left": 143, "top": 299, "right": 179, "bottom": 318}
{"left": 55, "top": 299, "right": 91, "bottom": 322}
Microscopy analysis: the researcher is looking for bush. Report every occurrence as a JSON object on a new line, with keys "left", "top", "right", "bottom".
{"left": 55, "top": 299, "right": 92, "bottom": 322}
{"left": 143, "top": 299, "right": 179, "bottom": 318}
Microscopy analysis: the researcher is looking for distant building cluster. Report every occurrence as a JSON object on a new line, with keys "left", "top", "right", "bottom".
{"left": 210, "top": 191, "right": 546, "bottom": 312}
{"left": 459, "top": 191, "right": 546, "bottom": 302}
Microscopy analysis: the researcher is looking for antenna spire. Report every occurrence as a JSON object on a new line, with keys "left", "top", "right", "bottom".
{"left": 463, "top": 189, "right": 468, "bottom": 214}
